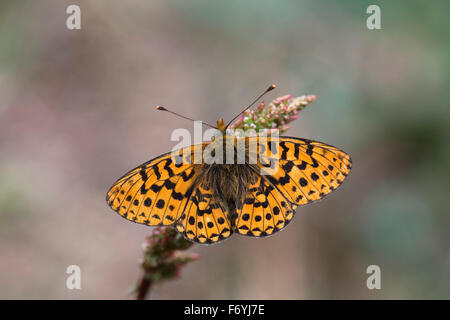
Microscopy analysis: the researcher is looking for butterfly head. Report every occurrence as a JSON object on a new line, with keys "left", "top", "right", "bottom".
{"left": 156, "top": 84, "right": 276, "bottom": 135}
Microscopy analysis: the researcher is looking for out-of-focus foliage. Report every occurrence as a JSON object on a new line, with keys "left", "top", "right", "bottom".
{"left": 0, "top": 0, "right": 449, "bottom": 299}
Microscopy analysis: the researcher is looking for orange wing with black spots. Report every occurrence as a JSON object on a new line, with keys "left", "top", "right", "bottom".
{"left": 106, "top": 144, "right": 207, "bottom": 226}
{"left": 252, "top": 136, "right": 352, "bottom": 206}
{"left": 175, "top": 183, "right": 233, "bottom": 244}
{"left": 235, "top": 174, "right": 296, "bottom": 237}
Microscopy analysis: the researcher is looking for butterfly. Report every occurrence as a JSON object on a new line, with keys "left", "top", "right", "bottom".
{"left": 106, "top": 85, "right": 352, "bottom": 244}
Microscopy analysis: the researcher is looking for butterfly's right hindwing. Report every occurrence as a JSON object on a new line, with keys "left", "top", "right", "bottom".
{"left": 234, "top": 174, "right": 295, "bottom": 237}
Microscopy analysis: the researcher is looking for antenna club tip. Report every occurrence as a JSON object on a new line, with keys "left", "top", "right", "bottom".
{"left": 268, "top": 84, "right": 276, "bottom": 91}
{"left": 156, "top": 105, "right": 166, "bottom": 111}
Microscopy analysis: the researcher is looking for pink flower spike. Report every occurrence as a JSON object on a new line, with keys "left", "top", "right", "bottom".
{"left": 256, "top": 101, "right": 265, "bottom": 111}
{"left": 306, "top": 94, "right": 317, "bottom": 102}
{"left": 190, "top": 253, "right": 201, "bottom": 261}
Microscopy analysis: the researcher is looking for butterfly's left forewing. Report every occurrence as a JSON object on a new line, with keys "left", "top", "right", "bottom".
{"left": 106, "top": 144, "right": 207, "bottom": 226}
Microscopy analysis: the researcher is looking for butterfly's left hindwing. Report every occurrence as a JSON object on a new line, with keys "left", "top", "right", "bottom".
{"left": 106, "top": 144, "right": 207, "bottom": 226}
{"left": 175, "top": 184, "right": 233, "bottom": 244}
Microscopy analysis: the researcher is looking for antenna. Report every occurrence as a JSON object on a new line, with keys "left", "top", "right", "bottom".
{"left": 226, "top": 84, "right": 276, "bottom": 128}
{"left": 155, "top": 106, "right": 218, "bottom": 129}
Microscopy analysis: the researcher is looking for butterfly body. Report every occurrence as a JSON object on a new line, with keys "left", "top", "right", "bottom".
{"left": 106, "top": 132, "right": 352, "bottom": 244}
{"left": 194, "top": 161, "right": 258, "bottom": 221}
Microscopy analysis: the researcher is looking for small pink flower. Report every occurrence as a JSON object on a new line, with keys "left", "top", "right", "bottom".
{"left": 230, "top": 93, "right": 317, "bottom": 134}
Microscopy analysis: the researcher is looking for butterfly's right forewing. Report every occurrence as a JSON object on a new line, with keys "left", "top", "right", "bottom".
{"left": 250, "top": 136, "right": 352, "bottom": 205}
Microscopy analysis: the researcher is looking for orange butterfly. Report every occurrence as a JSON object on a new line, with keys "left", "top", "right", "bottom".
{"left": 106, "top": 85, "right": 352, "bottom": 244}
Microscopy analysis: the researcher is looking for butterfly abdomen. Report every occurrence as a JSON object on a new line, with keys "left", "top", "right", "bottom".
{"left": 199, "top": 163, "right": 257, "bottom": 223}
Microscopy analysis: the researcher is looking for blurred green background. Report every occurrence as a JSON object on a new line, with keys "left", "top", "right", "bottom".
{"left": 0, "top": 0, "right": 449, "bottom": 299}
